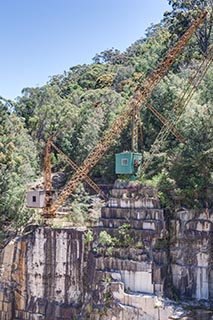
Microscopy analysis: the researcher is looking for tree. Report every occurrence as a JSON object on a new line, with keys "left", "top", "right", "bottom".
{"left": 200, "top": 64, "right": 213, "bottom": 103}
{"left": 92, "top": 48, "right": 128, "bottom": 65}
{"left": 15, "top": 85, "right": 79, "bottom": 150}
{"left": 0, "top": 99, "right": 38, "bottom": 234}
{"left": 164, "top": 0, "right": 213, "bottom": 55}
{"left": 168, "top": 87, "right": 212, "bottom": 207}
{"left": 71, "top": 88, "right": 125, "bottom": 166}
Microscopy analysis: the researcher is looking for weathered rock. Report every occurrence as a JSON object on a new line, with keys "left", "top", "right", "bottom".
{"left": 0, "top": 183, "right": 212, "bottom": 319}
{"left": 0, "top": 227, "right": 85, "bottom": 319}
{"left": 170, "top": 210, "right": 213, "bottom": 302}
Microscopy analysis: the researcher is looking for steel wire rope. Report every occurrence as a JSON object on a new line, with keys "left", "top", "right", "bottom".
{"left": 140, "top": 52, "right": 212, "bottom": 177}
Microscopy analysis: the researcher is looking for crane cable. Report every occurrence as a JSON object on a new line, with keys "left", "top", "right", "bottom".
{"left": 140, "top": 51, "right": 213, "bottom": 177}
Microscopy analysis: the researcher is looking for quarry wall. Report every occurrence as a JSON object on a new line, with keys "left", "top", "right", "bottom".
{"left": 0, "top": 183, "right": 212, "bottom": 319}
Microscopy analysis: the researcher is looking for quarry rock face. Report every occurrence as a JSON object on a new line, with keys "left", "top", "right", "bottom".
{"left": 0, "top": 227, "right": 85, "bottom": 320}
{"left": 0, "top": 182, "right": 212, "bottom": 319}
{"left": 170, "top": 209, "right": 213, "bottom": 302}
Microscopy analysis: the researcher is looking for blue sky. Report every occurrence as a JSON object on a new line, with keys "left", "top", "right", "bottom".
{"left": 0, "top": 0, "right": 170, "bottom": 100}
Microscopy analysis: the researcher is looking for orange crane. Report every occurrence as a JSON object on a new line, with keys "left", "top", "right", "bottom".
{"left": 43, "top": 136, "right": 54, "bottom": 213}
{"left": 42, "top": 11, "right": 207, "bottom": 216}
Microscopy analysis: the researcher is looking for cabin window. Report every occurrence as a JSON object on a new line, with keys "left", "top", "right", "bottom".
{"left": 32, "top": 196, "right": 36, "bottom": 202}
{"left": 121, "top": 158, "right": 128, "bottom": 166}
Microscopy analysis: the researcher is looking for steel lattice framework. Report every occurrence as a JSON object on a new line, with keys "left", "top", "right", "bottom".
{"left": 43, "top": 11, "right": 207, "bottom": 215}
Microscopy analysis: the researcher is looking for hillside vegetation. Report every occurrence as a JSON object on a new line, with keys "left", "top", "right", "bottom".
{"left": 0, "top": 0, "right": 212, "bottom": 237}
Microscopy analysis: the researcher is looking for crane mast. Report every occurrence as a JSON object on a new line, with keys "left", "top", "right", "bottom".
{"left": 48, "top": 11, "right": 207, "bottom": 215}
{"left": 131, "top": 106, "right": 140, "bottom": 152}
{"left": 43, "top": 136, "right": 54, "bottom": 215}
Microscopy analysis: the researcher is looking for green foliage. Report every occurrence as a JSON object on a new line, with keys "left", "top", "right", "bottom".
{"left": 135, "top": 240, "right": 143, "bottom": 249}
{"left": 84, "top": 229, "right": 94, "bottom": 245}
{"left": 66, "top": 183, "right": 93, "bottom": 225}
{"left": 97, "top": 223, "right": 133, "bottom": 256}
{"left": 117, "top": 223, "right": 133, "bottom": 247}
{"left": 0, "top": 99, "right": 38, "bottom": 232}
{"left": 15, "top": 85, "right": 78, "bottom": 144}
{"left": 96, "top": 72, "right": 116, "bottom": 88}
{"left": 103, "top": 291, "right": 112, "bottom": 304}
{"left": 70, "top": 87, "right": 126, "bottom": 167}
{"left": 200, "top": 65, "right": 213, "bottom": 104}
{"left": 127, "top": 24, "right": 171, "bottom": 75}
{"left": 97, "top": 230, "right": 116, "bottom": 256}
{"left": 98, "top": 231, "right": 114, "bottom": 247}
{"left": 154, "top": 238, "right": 169, "bottom": 249}
{"left": 92, "top": 48, "right": 128, "bottom": 65}
{"left": 169, "top": 99, "right": 213, "bottom": 207}
{"left": 164, "top": 0, "right": 213, "bottom": 57}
